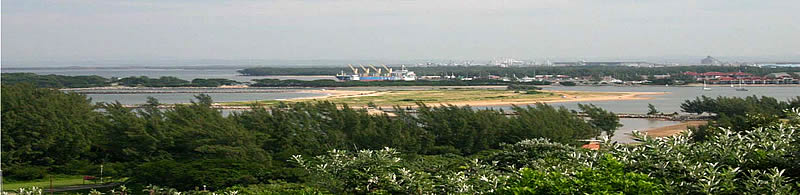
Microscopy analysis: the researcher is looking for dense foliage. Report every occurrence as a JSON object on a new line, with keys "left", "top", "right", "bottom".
{"left": 506, "top": 84, "right": 544, "bottom": 91}
{"left": 1, "top": 84, "right": 102, "bottom": 168}
{"left": 117, "top": 76, "right": 240, "bottom": 87}
{"left": 681, "top": 95, "right": 800, "bottom": 116}
{"left": 681, "top": 95, "right": 800, "bottom": 133}
{"left": 0, "top": 73, "right": 241, "bottom": 88}
{"left": 1, "top": 73, "right": 109, "bottom": 88}
{"left": 1, "top": 84, "right": 613, "bottom": 191}
{"left": 239, "top": 65, "right": 800, "bottom": 81}
{"left": 4, "top": 84, "right": 799, "bottom": 194}
{"left": 291, "top": 109, "right": 800, "bottom": 194}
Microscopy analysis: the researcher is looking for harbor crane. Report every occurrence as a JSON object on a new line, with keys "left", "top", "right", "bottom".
{"left": 381, "top": 64, "right": 392, "bottom": 77}
{"left": 358, "top": 64, "right": 370, "bottom": 76}
{"left": 368, "top": 64, "right": 382, "bottom": 76}
{"left": 347, "top": 64, "right": 359, "bottom": 75}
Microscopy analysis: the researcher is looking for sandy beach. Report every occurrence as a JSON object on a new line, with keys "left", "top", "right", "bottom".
{"left": 290, "top": 89, "right": 385, "bottom": 100}
{"left": 415, "top": 91, "right": 665, "bottom": 107}
{"left": 276, "top": 88, "right": 667, "bottom": 108}
{"left": 643, "top": 121, "right": 708, "bottom": 137}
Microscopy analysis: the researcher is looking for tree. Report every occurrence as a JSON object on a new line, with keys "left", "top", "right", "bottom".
{"left": 647, "top": 103, "right": 660, "bottom": 115}
{"left": 1, "top": 84, "right": 101, "bottom": 167}
{"left": 99, "top": 102, "right": 169, "bottom": 162}
{"left": 578, "top": 104, "right": 622, "bottom": 137}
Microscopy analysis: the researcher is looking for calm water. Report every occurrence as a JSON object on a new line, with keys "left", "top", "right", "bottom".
{"left": 610, "top": 118, "right": 681, "bottom": 143}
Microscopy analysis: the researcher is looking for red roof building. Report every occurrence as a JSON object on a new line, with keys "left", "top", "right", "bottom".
{"left": 581, "top": 142, "right": 600, "bottom": 150}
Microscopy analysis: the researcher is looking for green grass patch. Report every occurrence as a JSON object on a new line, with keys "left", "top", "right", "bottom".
{"left": 3, "top": 176, "right": 125, "bottom": 191}
{"left": 3, "top": 176, "right": 85, "bottom": 190}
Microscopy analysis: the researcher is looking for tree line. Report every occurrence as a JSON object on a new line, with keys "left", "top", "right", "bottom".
{"left": 681, "top": 95, "right": 800, "bottom": 136}
{"left": 250, "top": 78, "right": 518, "bottom": 87}
{"left": 1, "top": 84, "right": 618, "bottom": 191}
{"left": 239, "top": 65, "right": 800, "bottom": 81}
{"left": 1, "top": 73, "right": 241, "bottom": 88}
{"left": 1, "top": 73, "right": 109, "bottom": 88}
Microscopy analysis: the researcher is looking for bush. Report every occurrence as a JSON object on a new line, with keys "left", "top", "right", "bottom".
{"left": 501, "top": 155, "right": 665, "bottom": 194}
{"left": 223, "top": 182, "right": 324, "bottom": 195}
{"left": 129, "top": 159, "right": 268, "bottom": 191}
{"left": 559, "top": 81, "right": 577, "bottom": 86}
{"left": 526, "top": 90, "right": 543, "bottom": 94}
{"left": 51, "top": 160, "right": 97, "bottom": 175}
{"left": 8, "top": 166, "right": 47, "bottom": 181}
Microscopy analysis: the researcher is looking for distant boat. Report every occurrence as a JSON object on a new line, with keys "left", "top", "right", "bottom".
{"left": 703, "top": 80, "right": 712, "bottom": 91}
{"left": 736, "top": 79, "right": 748, "bottom": 91}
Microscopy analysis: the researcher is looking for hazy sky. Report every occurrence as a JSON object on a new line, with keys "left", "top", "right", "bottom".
{"left": 2, "top": 0, "right": 799, "bottom": 65}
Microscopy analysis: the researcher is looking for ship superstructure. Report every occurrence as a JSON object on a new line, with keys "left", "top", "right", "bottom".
{"left": 336, "top": 64, "right": 416, "bottom": 81}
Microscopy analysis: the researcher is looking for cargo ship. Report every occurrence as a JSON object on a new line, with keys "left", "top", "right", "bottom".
{"left": 336, "top": 64, "right": 416, "bottom": 81}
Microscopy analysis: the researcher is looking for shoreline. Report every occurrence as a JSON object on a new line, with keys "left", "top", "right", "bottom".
{"left": 267, "top": 89, "right": 668, "bottom": 108}
{"left": 684, "top": 83, "right": 800, "bottom": 87}
{"left": 643, "top": 121, "right": 708, "bottom": 137}
{"left": 408, "top": 91, "right": 665, "bottom": 107}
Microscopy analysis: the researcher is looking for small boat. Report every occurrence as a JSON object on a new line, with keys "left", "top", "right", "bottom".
{"left": 736, "top": 79, "right": 748, "bottom": 91}
{"left": 703, "top": 80, "right": 712, "bottom": 91}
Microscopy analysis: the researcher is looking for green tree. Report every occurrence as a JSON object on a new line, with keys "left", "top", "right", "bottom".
{"left": 578, "top": 103, "right": 622, "bottom": 137}
{"left": 647, "top": 103, "right": 660, "bottom": 115}
{"left": 1, "top": 84, "right": 101, "bottom": 167}
{"left": 99, "top": 102, "right": 170, "bottom": 162}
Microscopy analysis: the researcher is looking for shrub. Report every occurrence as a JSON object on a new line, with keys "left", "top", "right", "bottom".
{"left": 51, "top": 160, "right": 97, "bottom": 175}
{"left": 129, "top": 159, "right": 268, "bottom": 191}
{"left": 559, "top": 81, "right": 577, "bottom": 86}
{"left": 8, "top": 166, "right": 47, "bottom": 181}
{"left": 501, "top": 155, "right": 665, "bottom": 194}
{"left": 293, "top": 148, "right": 436, "bottom": 194}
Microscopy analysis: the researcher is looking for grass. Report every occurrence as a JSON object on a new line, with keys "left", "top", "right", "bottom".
{"left": 3, "top": 176, "right": 123, "bottom": 192}
{"left": 219, "top": 89, "right": 629, "bottom": 107}
{"left": 3, "top": 176, "right": 84, "bottom": 191}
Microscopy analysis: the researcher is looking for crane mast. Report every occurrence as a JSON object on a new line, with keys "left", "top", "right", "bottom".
{"left": 368, "top": 64, "right": 382, "bottom": 76}
{"left": 347, "top": 64, "right": 359, "bottom": 75}
{"left": 358, "top": 64, "right": 370, "bottom": 76}
{"left": 381, "top": 64, "right": 392, "bottom": 77}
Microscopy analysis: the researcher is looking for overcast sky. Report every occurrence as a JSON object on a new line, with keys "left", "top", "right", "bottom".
{"left": 2, "top": 0, "right": 799, "bottom": 66}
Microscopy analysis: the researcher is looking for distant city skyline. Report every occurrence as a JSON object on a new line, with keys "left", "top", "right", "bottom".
{"left": 3, "top": 0, "right": 799, "bottom": 67}
{"left": 5, "top": 55, "right": 800, "bottom": 68}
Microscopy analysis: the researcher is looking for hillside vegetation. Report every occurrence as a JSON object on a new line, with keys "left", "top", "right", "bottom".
{"left": 3, "top": 83, "right": 799, "bottom": 194}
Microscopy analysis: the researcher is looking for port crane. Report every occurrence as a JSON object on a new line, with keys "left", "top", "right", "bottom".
{"left": 381, "top": 64, "right": 392, "bottom": 77}
{"left": 347, "top": 64, "right": 359, "bottom": 75}
{"left": 368, "top": 64, "right": 382, "bottom": 76}
{"left": 358, "top": 64, "right": 371, "bottom": 76}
